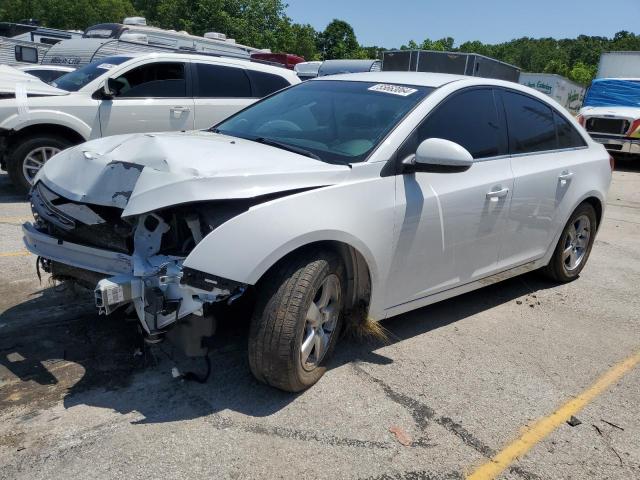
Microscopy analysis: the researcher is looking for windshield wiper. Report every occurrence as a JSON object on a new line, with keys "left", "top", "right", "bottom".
{"left": 252, "top": 137, "right": 321, "bottom": 161}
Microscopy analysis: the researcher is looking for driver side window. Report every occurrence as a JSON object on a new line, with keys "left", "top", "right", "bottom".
{"left": 399, "top": 88, "right": 507, "bottom": 161}
{"left": 114, "top": 62, "right": 186, "bottom": 98}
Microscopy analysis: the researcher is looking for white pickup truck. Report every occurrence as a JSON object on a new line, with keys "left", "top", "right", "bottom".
{"left": 0, "top": 52, "right": 299, "bottom": 192}
{"left": 578, "top": 75, "right": 640, "bottom": 158}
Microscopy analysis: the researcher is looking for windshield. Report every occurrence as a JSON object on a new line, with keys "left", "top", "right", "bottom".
{"left": 214, "top": 80, "right": 433, "bottom": 164}
{"left": 583, "top": 79, "right": 640, "bottom": 108}
{"left": 52, "top": 56, "right": 132, "bottom": 92}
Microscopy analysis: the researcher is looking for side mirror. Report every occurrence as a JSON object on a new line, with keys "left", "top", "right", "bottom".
{"left": 102, "top": 77, "right": 122, "bottom": 98}
{"left": 403, "top": 138, "right": 473, "bottom": 173}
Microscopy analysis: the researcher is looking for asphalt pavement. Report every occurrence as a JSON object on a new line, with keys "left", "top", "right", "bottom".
{"left": 0, "top": 164, "right": 638, "bottom": 480}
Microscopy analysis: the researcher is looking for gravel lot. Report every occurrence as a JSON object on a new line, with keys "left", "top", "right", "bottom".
{"left": 0, "top": 164, "right": 638, "bottom": 480}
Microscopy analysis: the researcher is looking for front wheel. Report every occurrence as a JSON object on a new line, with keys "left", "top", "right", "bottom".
{"left": 543, "top": 203, "right": 597, "bottom": 282}
{"left": 248, "top": 250, "right": 345, "bottom": 392}
{"left": 7, "top": 135, "right": 72, "bottom": 194}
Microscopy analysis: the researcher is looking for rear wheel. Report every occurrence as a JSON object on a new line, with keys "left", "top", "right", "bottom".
{"left": 543, "top": 203, "right": 597, "bottom": 282}
{"left": 7, "top": 135, "right": 71, "bottom": 194}
{"left": 248, "top": 250, "right": 345, "bottom": 392}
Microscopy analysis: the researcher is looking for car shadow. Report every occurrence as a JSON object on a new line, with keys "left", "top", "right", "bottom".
{"left": 0, "top": 271, "right": 557, "bottom": 424}
{"left": 0, "top": 172, "right": 27, "bottom": 203}
{"left": 612, "top": 156, "right": 640, "bottom": 172}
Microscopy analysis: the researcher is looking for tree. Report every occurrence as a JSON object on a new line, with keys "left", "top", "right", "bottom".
{"left": 422, "top": 37, "right": 454, "bottom": 51}
{"left": 274, "top": 22, "right": 319, "bottom": 60}
{"left": 400, "top": 40, "right": 418, "bottom": 50}
{"left": 317, "top": 19, "right": 360, "bottom": 60}
{"left": 0, "top": 0, "right": 137, "bottom": 29}
{"left": 568, "top": 62, "right": 597, "bottom": 85}
{"left": 543, "top": 59, "right": 569, "bottom": 77}
{"left": 359, "top": 45, "right": 382, "bottom": 59}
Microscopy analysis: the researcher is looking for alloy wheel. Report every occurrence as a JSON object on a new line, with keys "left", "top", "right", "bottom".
{"left": 22, "top": 146, "right": 61, "bottom": 185}
{"left": 562, "top": 214, "right": 591, "bottom": 272}
{"left": 300, "top": 274, "right": 341, "bottom": 371}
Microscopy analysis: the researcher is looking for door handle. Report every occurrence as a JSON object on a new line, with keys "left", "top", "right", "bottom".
{"left": 558, "top": 170, "right": 574, "bottom": 186}
{"left": 486, "top": 187, "right": 509, "bottom": 201}
{"left": 171, "top": 106, "right": 190, "bottom": 119}
{"left": 171, "top": 106, "right": 191, "bottom": 114}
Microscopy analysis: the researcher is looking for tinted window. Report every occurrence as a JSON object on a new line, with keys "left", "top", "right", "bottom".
{"left": 52, "top": 56, "right": 131, "bottom": 92}
{"left": 195, "top": 63, "right": 251, "bottom": 97}
{"left": 502, "top": 91, "right": 557, "bottom": 154}
{"left": 116, "top": 62, "right": 186, "bottom": 98}
{"left": 555, "top": 111, "right": 587, "bottom": 149}
{"left": 247, "top": 70, "right": 290, "bottom": 97}
{"left": 410, "top": 88, "right": 505, "bottom": 159}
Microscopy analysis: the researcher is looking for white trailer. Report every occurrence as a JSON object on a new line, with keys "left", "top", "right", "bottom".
{"left": 597, "top": 51, "right": 640, "bottom": 79}
{"left": 519, "top": 73, "right": 585, "bottom": 113}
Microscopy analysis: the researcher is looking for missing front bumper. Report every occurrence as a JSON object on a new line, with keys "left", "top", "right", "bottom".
{"left": 23, "top": 222, "right": 245, "bottom": 334}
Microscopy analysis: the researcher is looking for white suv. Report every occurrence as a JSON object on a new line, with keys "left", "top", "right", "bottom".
{"left": 0, "top": 52, "right": 299, "bottom": 192}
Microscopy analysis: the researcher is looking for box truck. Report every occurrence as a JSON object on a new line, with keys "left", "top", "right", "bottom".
{"left": 596, "top": 51, "right": 640, "bottom": 78}
{"left": 578, "top": 51, "right": 640, "bottom": 158}
{"left": 519, "top": 73, "right": 585, "bottom": 113}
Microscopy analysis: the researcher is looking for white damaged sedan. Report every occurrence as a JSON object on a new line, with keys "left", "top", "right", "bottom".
{"left": 24, "top": 72, "right": 612, "bottom": 391}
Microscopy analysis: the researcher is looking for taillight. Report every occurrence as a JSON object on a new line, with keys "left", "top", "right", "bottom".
{"left": 627, "top": 118, "right": 640, "bottom": 137}
{"left": 577, "top": 114, "right": 585, "bottom": 127}
{"left": 609, "top": 155, "right": 615, "bottom": 171}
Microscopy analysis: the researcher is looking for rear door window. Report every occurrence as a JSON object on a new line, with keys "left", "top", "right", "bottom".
{"left": 195, "top": 63, "right": 252, "bottom": 98}
{"left": 246, "top": 70, "right": 290, "bottom": 97}
{"left": 115, "top": 62, "right": 187, "bottom": 98}
{"left": 555, "top": 111, "right": 587, "bottom": 149}
{"left": 502, "top": 91, "right": 558, "bottom": 154}
{"left": 403, "top": 88, "right": 507, "bottom": 159}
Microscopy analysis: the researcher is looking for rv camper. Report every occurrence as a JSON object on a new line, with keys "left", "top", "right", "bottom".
{"left": 0, "top": 22, "right": 82, "bottom": 66}
{"left": 40, "top": 17, "right": 270, "bottom": 68}
{"left": 81, "top": 17, "right": 264, "bottom": 58}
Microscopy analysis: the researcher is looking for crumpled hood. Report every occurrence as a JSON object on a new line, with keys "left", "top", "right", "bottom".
{"left": 37, "top": 131, "right": 351, "bottom": 217}
{"left": 0, "top": 65, "right": 68, "bottom": 96}
{"left": 579, "top": 105, "right": 640, "bottom": 120}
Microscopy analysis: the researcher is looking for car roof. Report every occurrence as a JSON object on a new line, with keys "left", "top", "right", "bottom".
{"left": 311, "top": 71, "right": 471, "bottom": 87}
{"left": 116, "top": 52, "right": 298, "bottom": 79}
{"left": 312, "top": 71, "right": 562, "bottom": 99}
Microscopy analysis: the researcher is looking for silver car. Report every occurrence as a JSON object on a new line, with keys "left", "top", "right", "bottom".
{"left": 23, "top": 72, "right": 612, "bottom": 391}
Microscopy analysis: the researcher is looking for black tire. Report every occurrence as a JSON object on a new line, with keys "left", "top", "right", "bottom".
{"left": 7, "top": 135, "right": 72, "bottom": 194}
{"left": 248, "top": 250, "right": 345, "bottom": 392}
{"left": 543, "top": 203, "right": 597, "bottom": 282}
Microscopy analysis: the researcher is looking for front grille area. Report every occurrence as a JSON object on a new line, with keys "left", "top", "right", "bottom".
{"left": 31, "top": 182, "right": 134, "bottom": 253}
{"left": 586, "top": 117, "right": 630, "bottom": 136}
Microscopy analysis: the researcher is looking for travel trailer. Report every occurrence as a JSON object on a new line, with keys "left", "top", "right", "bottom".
{"left": 0, "top": 22, "right": 82, "bottom": 66}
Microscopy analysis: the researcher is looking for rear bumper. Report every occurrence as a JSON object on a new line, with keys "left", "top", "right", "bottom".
{"left": 590, "top": 135, "right": 640, "bottom": 155}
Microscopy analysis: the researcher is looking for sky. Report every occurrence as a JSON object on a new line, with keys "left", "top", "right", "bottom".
{"left": 285, "top": 0, "right": 640, "bottom": 48}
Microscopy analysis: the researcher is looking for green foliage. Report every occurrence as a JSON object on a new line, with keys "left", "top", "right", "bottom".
{"left": 316, "top": 19, "right": 360, "bottom": 60}
{"left": 0, "top": 0, "right": 137, "bottom": 29}
{"left": 1, "top": 0, "right": 639, "bottom": 80}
